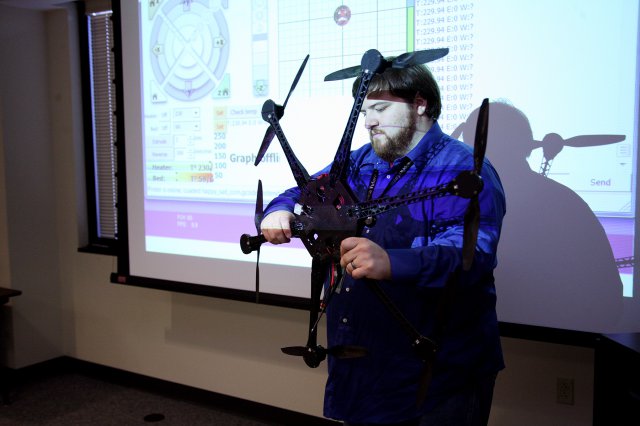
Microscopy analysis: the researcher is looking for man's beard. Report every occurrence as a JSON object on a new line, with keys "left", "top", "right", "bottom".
{"left": 370, "top": 115, "right": 416, "bottom": 162}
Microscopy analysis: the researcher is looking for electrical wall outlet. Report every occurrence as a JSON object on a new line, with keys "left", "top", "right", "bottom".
{"left": 557, "top": 377, "right": 575, "bottom": 405}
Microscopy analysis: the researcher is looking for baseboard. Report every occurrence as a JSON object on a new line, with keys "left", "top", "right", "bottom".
{"left": 12, "top": 356, "right": 339, "bottom": 426}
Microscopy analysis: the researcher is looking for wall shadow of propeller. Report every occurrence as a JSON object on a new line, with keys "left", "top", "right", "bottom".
{"left": 534, "top": 133, "right": 625, "bottom": 176}
{"left": 451, "top": 111, "right": 626, "bottom": 179}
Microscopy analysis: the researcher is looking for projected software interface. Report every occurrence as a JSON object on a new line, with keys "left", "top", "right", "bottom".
{"left": 134, "top": 0, "right": 637, "bottom": 304}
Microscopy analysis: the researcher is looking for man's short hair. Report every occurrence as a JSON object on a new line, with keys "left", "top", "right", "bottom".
{"left": 352, "top": 62, "right": 442, "bottom": 120}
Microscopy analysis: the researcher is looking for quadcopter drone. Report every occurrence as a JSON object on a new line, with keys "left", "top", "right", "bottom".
{"left": 239, "top": 48, "right": 490, "bottom": 385}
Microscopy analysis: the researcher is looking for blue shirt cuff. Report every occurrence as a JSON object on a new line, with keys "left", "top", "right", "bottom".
{"left": 387, "top": 248, "right": 422, "bottom": 283}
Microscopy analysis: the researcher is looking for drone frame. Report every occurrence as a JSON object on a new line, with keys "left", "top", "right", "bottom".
{"left": 240, "top": 48, "right": 489, "bottom": 374}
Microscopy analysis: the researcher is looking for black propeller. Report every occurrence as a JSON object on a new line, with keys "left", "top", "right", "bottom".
{"left": 255, "top": 55, "right": 310, "bottom": 166}
{"left": 324, "top": 48, "right": 449, "bottom": 81}
{"left": 461, "top": 98, "right": 489, "bottom": 271}
{"left": 281, "top": 344, "right": 368, "bottom": 365}
{"left": 252, "top": 180, "right": 264, "bottom": 302}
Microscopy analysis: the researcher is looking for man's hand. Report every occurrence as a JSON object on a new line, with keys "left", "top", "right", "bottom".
{"left": 340, "top": 237, "right": 391, "bottom": 280}
{"left": 260, "top": 210, "right": 295, "bottom": 244}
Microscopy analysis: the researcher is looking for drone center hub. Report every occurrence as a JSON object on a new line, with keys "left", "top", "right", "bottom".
{"left": 297, "top": 175, "right": 361, "bottom": 259}
{"left": 449, "top": 171, "right": 484, "bottom": 199}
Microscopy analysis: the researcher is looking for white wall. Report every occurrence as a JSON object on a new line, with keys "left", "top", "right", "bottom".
{"left": 0, "top": 3, "right": 65, "bottom": 367}
{"left": 0, "top": 4, "right": 595, "bottom": 424}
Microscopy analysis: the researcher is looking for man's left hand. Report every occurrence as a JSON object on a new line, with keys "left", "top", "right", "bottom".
{"left": 340, "top": 237, "right": 391, "bottom": 281}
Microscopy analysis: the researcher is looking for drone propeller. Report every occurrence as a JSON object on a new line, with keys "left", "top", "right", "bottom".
{"left": 461, "top": 98, "right": 489, "bottom": 271}
{"left": 323, "top": 48, "right": 449, "bottom": 81}
{"left": 254, "top": 180, "right": 264, "bottom": 231}
{"left": 252, "top": 180, "right": 264, "bottom": 303}
{"left": 255, "top": 128, "right": 276, "bottom": 167}
{"left": 255, "top": 54, "right": 310, "bottom": 166}
{"left": 281, "top": 344, "right": 367, "bottom": 361}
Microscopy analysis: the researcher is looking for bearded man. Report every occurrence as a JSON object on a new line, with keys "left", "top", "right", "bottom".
{"left": 260, "top": 62, "right": 506, "bottom": 426}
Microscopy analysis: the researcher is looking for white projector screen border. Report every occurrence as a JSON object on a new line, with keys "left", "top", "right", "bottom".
{"left": 113, "top": 0, "right": 640, "bottom": 335}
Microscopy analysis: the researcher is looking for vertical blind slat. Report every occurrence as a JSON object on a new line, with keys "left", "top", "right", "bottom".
{"left": 88, "top": 11, "right": 118, "bottom": 239}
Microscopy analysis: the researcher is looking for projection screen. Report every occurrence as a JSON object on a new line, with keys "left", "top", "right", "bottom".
{"left": 116, "top": 0, "right": 639, "bottom": 334}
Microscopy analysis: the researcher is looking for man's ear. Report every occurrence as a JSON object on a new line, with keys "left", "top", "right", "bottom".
{"left": 414, "top": 94, "right": 428, "bottom": 116}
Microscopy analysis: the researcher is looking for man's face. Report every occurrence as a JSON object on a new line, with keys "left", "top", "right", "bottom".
{"left": 361, "top": 91, "right": 418, "bottom": 162}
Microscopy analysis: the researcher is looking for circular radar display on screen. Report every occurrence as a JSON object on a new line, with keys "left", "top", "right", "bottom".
{"left": 150, "top": 0, "right": 229, "bottom": 101}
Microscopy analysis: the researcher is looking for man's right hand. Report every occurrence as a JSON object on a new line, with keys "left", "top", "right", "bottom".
{"left": 260, "top": 210, "right": 295, "bottom": 244}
